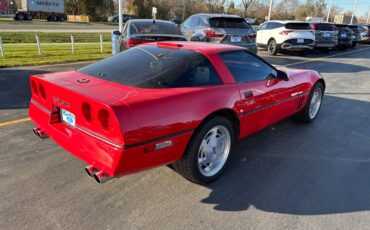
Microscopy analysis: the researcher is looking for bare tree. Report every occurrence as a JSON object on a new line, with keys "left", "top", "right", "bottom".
{"left": 65, "top": 0, "right": 80, "bottom": 15}
{"left": 241, "top": 0, "right": 255, "bottom": 17}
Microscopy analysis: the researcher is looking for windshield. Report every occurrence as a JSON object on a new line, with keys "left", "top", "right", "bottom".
{"left": 130, "top": 21, "right": 182, "bottom": 35}
{"left": 78, "top": 46, "right": 221, "bottom": 89}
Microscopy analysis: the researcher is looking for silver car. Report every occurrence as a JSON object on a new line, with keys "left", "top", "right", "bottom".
{"left": 181, "top": 13, "right": 257, "bottom": 53}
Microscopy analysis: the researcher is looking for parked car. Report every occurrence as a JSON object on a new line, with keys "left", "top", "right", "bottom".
{"left": 256, "top": 20, "right": 315, "bottom": 55}
{"left": 181, "top": 13, "right": 257, "bottom": 53}
{"left": 108, "top": 14, "right": 132, "bottom": 23}
{"left": 310, "top": 22, "right": 338, "bottom": 52}
{"left": 29, "top": 41, "right": 325, "bottom": 185}
{"left": 334, "top": 24, "right": 353, "bottom": 50}
{"left": 118, "top": 19, "right": 186, "bottom": 51}
{"left": 359, "top": 24, "right": 370, "bottom": 43}
{"left": 348, "top": 25, "right": 361, "bottom": 48}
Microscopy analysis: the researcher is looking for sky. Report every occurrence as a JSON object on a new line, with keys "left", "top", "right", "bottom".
{"left": 235, "top": 0, "right": 370, "bottom": 18}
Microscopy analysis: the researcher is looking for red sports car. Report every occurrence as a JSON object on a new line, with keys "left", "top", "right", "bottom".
{"left": 29, "top": 42, "right": 325, "bottom": 184}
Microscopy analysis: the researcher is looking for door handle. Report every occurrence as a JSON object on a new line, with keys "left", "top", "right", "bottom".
{"left": 244, "top": 91, "right": 253, "bottom": 98}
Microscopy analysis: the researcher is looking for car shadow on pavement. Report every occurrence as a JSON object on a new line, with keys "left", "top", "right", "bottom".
{"left": 202, "top": 95, "right": 370, "bottom": 215}
{"left": 0, "top": 69, "right": 49, "bottom": 110}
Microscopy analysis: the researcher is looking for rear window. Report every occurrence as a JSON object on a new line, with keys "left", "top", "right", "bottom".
{"left": 349, "top": 26, "right": 360, "bottom": 33}
{"left": 209, "top": 17, "right": 252, "bottom": 29}
{"left": 285, "top": 23, "right": 312, "bottom": 30}
{"left": 78, "top": 46, "right": 222, "bottom": 89}
{"left": 315, "top": 23, "right": 336, "bottom": 31}
{"left": 130, "top": 21, "right": 182, "bottom": 35}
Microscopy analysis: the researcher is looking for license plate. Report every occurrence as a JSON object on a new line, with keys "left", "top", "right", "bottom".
{"left": 230, "top": 36, "right": 241, "bottom": 42}
{"left": 352, "top": 35, "right": 356, "bottom": 39}
{"left": 297, "top": 38, "right": 304, "bottom": 43}
{"left": 322, "top": 33, "right": 330, "bottom": 37}
{"left": 61, "top": 108, "right": 75, "bottom": 127}
{"left": 341, "top": 34, "right": 346, "bottom": 38}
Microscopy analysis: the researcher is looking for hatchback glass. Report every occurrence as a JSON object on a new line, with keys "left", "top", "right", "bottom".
{"left": 130, "top": 21, "right": 182, "bottom": 35}
{"left": 209, "top": 17, "right": 252, "bottom": 29}
{"left": 79, "top": 46, "right": 222, "bottom": 89}
{"left": 315, "top": 23, "right": 336, "bottom": 31}
{"left": 285, "top": 23, "right": 312, "bottom": 30}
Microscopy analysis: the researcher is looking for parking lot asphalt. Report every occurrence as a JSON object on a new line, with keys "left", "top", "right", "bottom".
{"left": 1, "top": 45, "right": 370, "bottom": 229}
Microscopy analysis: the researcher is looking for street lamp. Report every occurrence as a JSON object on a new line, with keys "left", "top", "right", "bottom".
{"left": 326, "top": 0, "right": 332, "bottom": 22}
{"left": 267, "top": 0, "right": 273, "bottom": 21}
{"left": 350, "top": 0, "right": 358, "bottom": 25}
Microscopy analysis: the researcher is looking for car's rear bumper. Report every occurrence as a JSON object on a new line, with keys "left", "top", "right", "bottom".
{"left": 29, "top": 100, "right": 192, "bottom": 177}
{"left": 314, "top": 42, "right": 337, "bottom": 48}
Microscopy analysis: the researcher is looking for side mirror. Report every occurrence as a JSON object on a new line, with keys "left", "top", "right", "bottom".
{"left": 277, "top": 70, "right": 289, "bottom": 81}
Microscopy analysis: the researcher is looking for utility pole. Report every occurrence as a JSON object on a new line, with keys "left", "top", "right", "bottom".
{"left": 326, "top": 0, "right": 332, "bottom": 22}
{"left": 119, "top": 0, "right": 123, "bottom": 33}
{"left": 267, "top": 0, "right": 273, "bottom": 21}
{"left": 367, "top": 10, "right": 370, "bottom": 24}
{"left": 350, "top": 0, "right": 358, "bottom": 25}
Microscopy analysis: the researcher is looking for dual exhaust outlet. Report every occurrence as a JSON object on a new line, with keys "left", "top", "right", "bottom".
{"left": 33, "top": 127, "right": 111, "bottom": 184}
{"left": 85, "top": 165, "right": 112, "bottom": 184}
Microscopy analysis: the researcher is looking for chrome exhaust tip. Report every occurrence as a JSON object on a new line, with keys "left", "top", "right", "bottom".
{"left": 93, "top": 171, "right": 112, "bottom": 184}
{"left": 33, "top": 127, "right": 49, "bottom": 139}
{"left": 85, "top": 165, "right": 98, "bottom": 177}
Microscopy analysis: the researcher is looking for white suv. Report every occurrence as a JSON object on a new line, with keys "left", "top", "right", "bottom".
{"left": 256, "top": 21, "right": 315, "bottom": 55}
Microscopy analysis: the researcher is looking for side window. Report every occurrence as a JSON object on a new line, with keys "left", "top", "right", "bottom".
{"left": 182, "top": 16, "right": 193, "bottom": 28}
{"left": 259, "top": 22, "right": 268, "bottom": 30}
{"left": 191, "top": 16, "right": 200, "bottom": 27}
{"left": 172, "top": 55, "right": 222, "bottom": 87}
{"left": 219, "top": 51, "right": 277, "bottom": 83}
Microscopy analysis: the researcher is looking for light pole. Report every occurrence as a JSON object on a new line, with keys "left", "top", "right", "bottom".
{"left": 367, "top": 10, "right": 370, "bottom": 24}
{"left": 326, "top": 0, "right": 332, "bottom": 22}
{"left": 267, "top": 0, "right": 273, "bottom": 21}
{"left": 350, "top": 0, "right": 358, "bottom": 25}
{"left": 119, "top": 0, "right": 123, "bottom": 33}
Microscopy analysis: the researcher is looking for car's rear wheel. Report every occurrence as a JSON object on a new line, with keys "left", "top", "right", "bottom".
{"left": 267, "top": 39, "right": 278, "bottom": 56}
{"left": 172, "top": 116, "right": 234, "bottom": 184}
{"left": 294, "top": 82, "right": 324, "bottom": 123}
{"left": 351, "top": 42, "right": 358, "bottom": 48}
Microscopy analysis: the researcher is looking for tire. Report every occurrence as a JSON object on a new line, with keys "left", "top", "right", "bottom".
{"left": 172, "top": 116, "right": 235, "bottom": 184}
{"left": 267, "top": 39, "right": 278, "bottom": 56}
{"left": 26, "top": 14, "right": 32, "bottom": 21}
{"left": 58, "top": 16, "right": 65, "bottom": 22}
{"left": 294, "top": 82, "right": 324, "bottom": 123}
{"left": 16, "top": 13, "right": 25, "bottom": 21}
{"left": 351, "top": 42, "right": 357, "bottom": 48}
{"left": 50, "top": 15, "right": 57, "bottom": 22}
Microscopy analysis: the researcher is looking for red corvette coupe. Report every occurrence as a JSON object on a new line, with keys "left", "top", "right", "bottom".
{"left": 29, "top": 41, "right": 325, "bottom": 184}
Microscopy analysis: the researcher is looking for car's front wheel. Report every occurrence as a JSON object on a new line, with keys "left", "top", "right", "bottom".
{"left": 172, "top": 116, "right": 234, "bottom": 184}
{"left": 294, "top": 82, "right": 324, "bottom": 123}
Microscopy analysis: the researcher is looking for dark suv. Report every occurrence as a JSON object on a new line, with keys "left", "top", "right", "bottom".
{"left": 311, "top": 22, "right": 338, "bottom": 52}
{"left": 335, "top": 24, "right": 353, "bottom": 50}
{"left": 348, "top": 25, "right": 361, "bottom": 48}
{"left": 181, "top": 13, "right": 257, "bottom": 53}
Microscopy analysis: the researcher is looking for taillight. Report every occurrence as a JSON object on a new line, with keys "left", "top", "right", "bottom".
{"left": 248, "top": 33, "right": 256, "bottom": 40}
{"left": 82, "top": 102, "right": 92, "bottom": 122}
{"left": 125, "top": 39, "right": 146, "bottom": 47}
{"left": 31, "top": 80, "right": 38, "bottom": 95}
{"left": 279, "top": 30, "right": 293, "bottom": 35}
{"left": 98, "top": 109, "right": 110, "bottom": 130}
{"left": 312, "top": 23, "right": 316, "bottom": 30}
{"left": 204, "top": 29, "right": 224, "bottom": 38}
{"left": 39, "top": 83, "right": 46, "bottom": 100}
